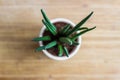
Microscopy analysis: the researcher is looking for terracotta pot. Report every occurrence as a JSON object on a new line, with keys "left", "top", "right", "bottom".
{"left": 39, "top": 18, "right": 82, "bottom": 60}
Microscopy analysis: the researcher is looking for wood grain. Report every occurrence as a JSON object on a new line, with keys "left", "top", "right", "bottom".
{"left": 0, "top": 0, "right": 120, "bottom": 80}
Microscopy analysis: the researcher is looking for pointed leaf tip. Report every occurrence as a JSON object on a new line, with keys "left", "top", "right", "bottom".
{"left": 58, "top": 45, "right": 63, "bottom": 57}
{"left": 63, "top": 47, "right": 69, "bottom": 57}
{"left": 66, "top": 11, "right": 94, "bottom": 36}
{"left": 45, "top": 41, "right": 57, "bottom": 49}
{"left": 35, "top": 46, "right": 45, "bottom": 52}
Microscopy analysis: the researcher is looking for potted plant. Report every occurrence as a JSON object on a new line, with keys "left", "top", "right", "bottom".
{"left": 33, "top": 9, "right": 96, "bottom": 60}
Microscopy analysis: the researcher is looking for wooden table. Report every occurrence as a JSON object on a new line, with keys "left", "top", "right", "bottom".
{"left": 0, "top": 0, "right": 120, "bottom": 80}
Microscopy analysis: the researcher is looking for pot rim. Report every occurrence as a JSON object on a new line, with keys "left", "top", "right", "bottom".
{"left": 39, "top": 18, "right": 82, "bottom": 60}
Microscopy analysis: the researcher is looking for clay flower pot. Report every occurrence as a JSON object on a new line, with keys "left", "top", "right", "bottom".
{"left": 39, "top": 18, "right": 82, "bottom": 60}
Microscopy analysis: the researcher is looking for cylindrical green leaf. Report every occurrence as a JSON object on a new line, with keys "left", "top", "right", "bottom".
{"left": 66, "top": 11, "right": 94, "bottom": 36}
{"left": 72, "top": 26, "right": 96, "bottom": 40}
{"left": 32, "top": 36, "right": 51, "bottom": 41}
{"left": 45, "top": 41, "right": 57, "bottom": 49}
{"left": 42, "top": 19, "right": 57, "bottom": 35}
{"left": 59, "top": 24, "right": 71, "bottom": 35}
{"left": 63, "top": 47, "right": 69, "bottom": 57}
{"left": 41, "top": 9, "right": 57, "bottom": 31}
{"left": 59, "top": 37, "right": 72, "bottom": 45}
{"left": 58, "top": 45, "right": 63, "bottom": 57}
{"left": 35, "top": 46, "right": 45, "bottom": 52}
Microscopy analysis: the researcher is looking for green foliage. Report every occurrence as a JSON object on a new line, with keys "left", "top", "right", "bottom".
{"left": 42, "top": 19, "right": 57, "bottom": 35}
{"left": 44, "top": 41, "right": 57, "bottom": 49}
{"left": 59, "top": 24, "right": 71, "bottom": 35}
{"left": 71, "top": 26, "right": 96, "bottom": 40}
{"left": 59, "top": 37, "right": 72, "bottom": 45}
{"left": 35, "top": 41, "right": 57, "bottom": 52}
{"left": 77, "top": 27, "right": 88, "bottom": 31}
{"left": 72, "top": 41, "right": 79, "bottom": 45}
{"left": 66, "top": 11, "right": 94, "bottom": 36}
{"left": 63, "top": 47, "right": 69, "bottom": 57}
{"left": 41, "top": 9, "right": 57, "bottom": 31}
{"left": 58, "top": 44, "right": 63, "bottom": 57}
{"left": 32, "top": 36, "right": 51, "bottom": 41}
{"left": 33, "top": 9, "right": 96, "bottom": 57}
{"left": 35, "top": 46, "right": 45, "bottom": 52}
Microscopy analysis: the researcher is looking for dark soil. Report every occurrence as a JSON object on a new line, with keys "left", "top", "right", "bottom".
{"left": 43, "top": 22, "right": 77, "bottom": 56}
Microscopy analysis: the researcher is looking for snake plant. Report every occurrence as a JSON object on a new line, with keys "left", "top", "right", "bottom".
{"left": 33, "top": 9, "right": 96, "bottom": 57}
